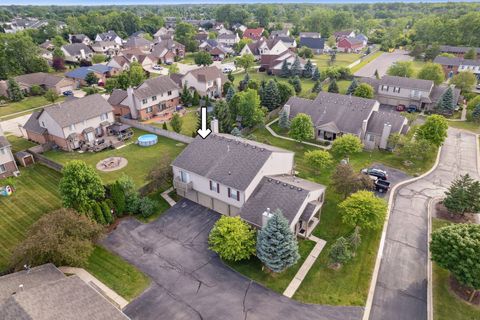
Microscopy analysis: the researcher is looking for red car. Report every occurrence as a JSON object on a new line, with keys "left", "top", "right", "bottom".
{"left": 396, "top": 104, "right": 405, "bottom": 112}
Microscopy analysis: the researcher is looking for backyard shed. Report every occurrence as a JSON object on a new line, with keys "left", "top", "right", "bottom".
{"left": 15, "top": 151, "right": 35, "bottom": 167}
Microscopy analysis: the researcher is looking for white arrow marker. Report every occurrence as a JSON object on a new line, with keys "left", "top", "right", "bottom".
{"left": 197, "top": 106, "right": 212, "bottom": 139}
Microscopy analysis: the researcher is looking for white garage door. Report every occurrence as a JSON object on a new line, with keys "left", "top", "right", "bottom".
{"left": 59, "top": 86, "right": 73, "bottom": 93}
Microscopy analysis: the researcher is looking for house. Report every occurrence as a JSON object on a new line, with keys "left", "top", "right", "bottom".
{"left": 69, "top": 34, "right": 91, "bottom": 45}
{"left": 270, "top": 29, "right": 290, "bottom": 38}
{"left": 107, "top": 55, "right": 131, "bottom": 72}
{"left": 232, "top": 23, "right": 247, "bottom": 33}
{"left": 0, "top": 125, "right": 19, "bottom": 179}
{"left": 261, "top": 51, "right": 309, "bottom": 76}
{"left": 240, "top": 39, "right": 289, "bottom": 60}
{"left": 334, "top": 30, "right": 356, "bottom": 41}
{"left": 151, "top": 39, "right": 185, "bottom": 64}
{"left": 119, "top": 49, "right": 156, "bottom": 70}
{"left": 24, "top": 94, "right": 115, "bottom": 151}
{"left": 181, "top": 66, "right": 228, "bottom": 98}
{"left": 0, "top": 264, "right": 128, "bottom": 320}
{"left": 360, "top": 75, "right": 461, "bottom": 111}
{"left": 124, "top": 36, "right": 153, "bottom": 53}
{"left": 0, "top": 73, "right": 74, "bottom": 98}
{"left": 283, "top": 92, "right": 408, "bottom": 149}
{"left": 209, "top": 46, "right": 232, "bottom": 61}
{"left": 217, "top": 26, "right": 233, "bottom": 36}
{"left": 39, "top": 39, "right": 55, "bottom": 50}
{"left": 61, "top": 43, "right": 93, "bottom": 63}
{"left": 433, "top": 56, "right": 480, "bottom": 79}
{"left": 65, "top": 64, "right": 114, "bottom": 87}
{"left": 243, "top": 28, "right": 264, "bottom": 41}
{"left": 299, "top": 37, "right": 327, "bottom": 54}
{"left": 95, "top": 31, "right": 123, "bottom": 45}
{"left": 172, "top": 132, "right": 326, "bottom": 238}
{"left": 217, "top": 33, "right": 240, "bottom": 47}
{"left": 108, "top": 76, "right": 180, "bottom": 120}
{"left": 337, "top": 37, "right": 365, "bottom": 53}
{"left": 355, "top": 34, "right": 369, "bottom": 46}
{"left": 439, "top": 45, "right": 480, "bottom": 59}
{"left": 195, "top": 31, "right": 209, "bottom": 43}
{"left": 154, "top": 27, "right": 175, "bottom": 40}
{"left": 91, "top": 41, "right": 120, "bottom": 56}
{"left": 3, "top": 17, "right": 48, "bottom": 33}
{"left": 199, "top": 39, "right": 219, "bottom": 52}
{"left": 299, "top": 32, "right": 321, "bottom": 39}
{"left": 272, "top": 36, "right": 297, "bottom": 49}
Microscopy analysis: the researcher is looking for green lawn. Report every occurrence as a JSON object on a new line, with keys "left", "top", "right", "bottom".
{"left": 151, "top": 109, "right": 198, "bottom": 137}
{"left": 181, "top": 53, "right": 196, "bottom": 65}
{"left": 43, "top": 129, "right": 186, "bottom": 187}
{"left": 0, "top": 164, "right": 62, "bottom": 271}
{"left": 350, "top": 51, "right": 383, "bottom": 73}
{"left": 86, "top": 245, "right": 150, "bottom": 301}
{"left": 311, "top": 53, "right": 361, "bottom": 69}
{"left": 432, "top": 218, "right": 480, "bottom": 320}
{"left": 136, "top": 188, "right": 172, "bottom": 223}
{"left": 225, "top": 239, "right": 316, "bottom": 293}
{"left": 448, "top": 120, "right": 480, "bottom": 133}
{"left": 0, "top": 96, "right": 65, "bottom": 119}
{"left": 6, "top": 135, "right": 37, "bottom": 153}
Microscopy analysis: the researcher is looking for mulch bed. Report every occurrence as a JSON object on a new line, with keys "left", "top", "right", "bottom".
{"left": 434, "top": 202, "right": 475, "bottom": 223}
{"left": 449, "top": 275, "right": 480, "bottom": 306}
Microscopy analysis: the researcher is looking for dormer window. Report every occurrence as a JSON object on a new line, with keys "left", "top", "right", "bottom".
{"left": 381, "top": 85, "right": 389, "bottom": 91}
{"left": 393, "top": 87, "right": 400, "bottom": 93}
{"left": 167, "top": 91, "right": 172, "bottom": 96}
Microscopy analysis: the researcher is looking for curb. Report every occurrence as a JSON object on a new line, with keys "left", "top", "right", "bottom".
{"left": 427, "top": 197, "right": 442, "bottom": 320}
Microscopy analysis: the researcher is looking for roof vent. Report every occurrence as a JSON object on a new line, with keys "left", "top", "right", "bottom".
{"left": 252, "top": 146, "right": 256, "bottom": 149}
{"left": 268, "top": 178, "right": 272, "bottom": 182}
{"left": 276, "top": 180, "right": 281, "bottom": 184}
{"left": 283, "top": 183, "right": 287, "bottom": 186}
{"left": 290, "top": 185, "right": 294, "bottom": 189}
{"left": 297, "top": 188, "right": 302, "bottom": 191}
{"left": 228, "top": 171, "right": 231, "bottom": 175}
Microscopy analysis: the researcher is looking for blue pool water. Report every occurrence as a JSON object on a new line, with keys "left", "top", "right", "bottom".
{"left": 138, "top": 134, "right": 158, "bottom": 146}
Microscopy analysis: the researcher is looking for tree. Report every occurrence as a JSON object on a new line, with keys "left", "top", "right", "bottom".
{"left": 374, "top": 69, "right": 380, "bottom": 79}
{"left": 175, "top": 22, "right": 197, "bottom": 51}
{"left": 280, "top": 59, "right": 290, "bottom": 78}
{"left": 231, "top": 127, "right": 242, "bottom": 137}
{"left": 312, "top": 67, "right": 321, "bottom": 81}
{"left": 208, "top": 216, "right": 256, "bottom": 261}
{"left": 227, "top": 71, "right": 235, "bottom": 82}
{"left": 464, "top": 47, "right": 477, "bottom": 60}
{"left": 353, "top": 83, "right": 374, "bottom": 99}
{"left": 298, "top": 47, "right": 313, "bottom": 59}
{"left": 327, "top": 35, "right": 336, "bottom": 48}
{"left": 261, "top": 80, "right": 281, "bottom": 111}
{"left": 168, "top": 63, "right": 180, "bottom": 75}
{"left": 451, "top": 71, "right": 476, "bottom": 92}
{"left": 52, "top": 56, "right": 65, "bottom": 71}
{"left": 329, "top": 237, "right": 353, "bottom": 265}
{"left": 417, "top": 62, "right": 444, "bottom": 85}
{"left": 180, "top": 84, "right": 191, "bottom": 106}
{"left": 346, "top": 78, "right": 358, "bottom": 95}
{"left": 312, "top": 80, "right": 322, "bottom": 93}
{"left": 194, "top": 51, "right": 213, "bottom": 66}
{"left": 278, "top": 108, "right": 290, "bottom": 129}
{"left": 304, "top": 150, "right": 333, "bottom": 173}
{"left": 236, "top": 54, "right": 255, "bottom": 73}
{"left": 44, "top": 89, "right": 59, "bottom": 104}
{"left": 339, "top": 190, "right": 388, "bottom": 230}
{"left": 192, "top": 90, "right": 200, "bottom": 106}
{"left": 170, "top": 113, "right": 183, "bottom": 133}
{"left": 331, "top": 163, "right": 374, "bottom": 199}
{"left": 232, "top": 89, "right": 264, "bottom": 128}
{"left": 109, "top": 181, "right": 126, "bottom": 216}
{"left": 226, "top": 86, "right": 235, "bottom": 102}
{"left": 238, "top": 72, "right": 250, "bottom": 91}
{"left": 59, "top": 160, "right": 104, "bottom": 212}
{"left": 435, "top": 87, "right": 454, "bottom": 114}
{"left": 443, "top": 174, "right": 480, "bottom": 216}
{"left": 290, "top": 76, "right": 302, "bottom": 94}
{"left": 331, "top": 134, "right": 363, "bottom": 158}
{"left": 128, "top": 62, "right": 146, "bottom": 87}
{"left": 138, "top": 197, "right": 158, "bottom": 218}
{"left": 7, "top": 78, "right": 24, "bottom": 102}
{"left": 93, "top": 202, "right": 105, "bottom": 224}
{"left": 328, "top": 79, "right": 339, "bottom": 93}
{"left": 430, "top": 224, "right": 480, "bottom": 301}
{"left": 101, "top": 201, "right": 114, "bottom": 224}
{"left": 289, "top": 113, "right": 314, "bottom": 142}
{"left": 10, "top": 208, "right": 102, "bottom": 270}
{"left": 416, "top": 114, "right": 448, "bottom": 147}
{"left": 425, "top": 44, "right": 440, "bottom": 61}
{"left": 213, "top": 100, "right": 232, "bottom": 133}
{"left": 472, "top": 104, "right": 480, "bottom": 123}
{"left": 302, "top": 59, "right": 314, "bottom": 78}
{"left": 277, "top": 82, "right": 295, "bottom": 104}
{"left": 387, "top": 61, "right": 414, "bottom": 78}
{"left": 92, "top": 54, "right": 106, "bottom": 64}
{"left": 290, "top": 56, "right": 302, "bottom": 77}
{"left": 397, "top": 138, "right": 436, "bottom": 163}
{"left": 85, "top": 72, "right": 98, "bottom": 86}
{"left": 256, "top": 209, "right": 300, "bottom": 273}
{"left": 30, "top": 85, "right": 43, "bottom": 96}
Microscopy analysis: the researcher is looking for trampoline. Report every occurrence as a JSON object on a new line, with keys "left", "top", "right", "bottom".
{"left": 138, "top": 134, "right": 158, "bottom": 146}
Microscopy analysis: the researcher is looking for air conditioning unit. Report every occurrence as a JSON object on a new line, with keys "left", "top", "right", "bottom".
{"left": 13, "top": 171, "right": 20, "bottom": 177}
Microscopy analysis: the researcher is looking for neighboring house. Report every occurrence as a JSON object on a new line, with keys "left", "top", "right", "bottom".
{"left": 91, "top": 41, "right": 121, "bottom": 56}
{"left": 39, "top": 48, "right": 53, "bottom": 62}
{"left": 240, "top": 38, "right": 289, "bottom": 59}
{"left": 172, "top": 133, "right": 326, "bottom": 238}
{"left": 151, "top": 39, "right": 185, "bottom": 64}
{"left": 0, "top": 73, "right": 74, "bottom": 98}
{"left": 273, "top": 36, "right": 296, "bottom": 49}
{"left": 355, "top": 34, "right": 369, "bottom": 46}
{"left": 0, "top": 264, "right": 128, "bottom": 319}
{"left": 360, "top": 75, "right": 461, "bottom": 111}
{"left": 3, "top": 17, "right": 48, "bottom": 33}
{"left": 261, "top": 51, "right": 309, "bottom": 76}
{"left": 217, "top": 33, "right": 240, "bottom": 47}
{"left": 270, "top": 29, "right": 290, "bottom": 38}
{"left": 433, "top": 56, "right": 480, "bottom": 79}
{"left": 243, "top": 28, "right": 264, "bottom": 41}
{"left": 284, "top": 92, "right": 408, "bottom": 149}
{"left": 232, "top": 23, "right": 247, "bottom": 33}
{"left": 181, "top": 66, "right": 228, "bottom": 98}
{"left": 209, "top": 46, "right": 232, "bottom": 61}
{"left": 299, "top": 37, "right": 327, "bottom": 54}
{"left": 154, "top": 27, "right": 175, "bottom": 39}
{"left": 95, "top": 30, "right": 123, "bottom": 45}
{"left": 108, "top": 76, "right": 180, "bottom": 120}
{"left": 199, "top": 39, "right": 219, "bottom": 52}
{"left": 24, "top": 94, "right": 115, "bottom": 151}
{"left": 61, "top": 43, "right": 94, "bottom": 63}
{"left": 299, "top": 32, "right": 321, "bottom": 39}
{"left": 337, "top": 37, "right": 365, "bottom": 53}
{"left": 107, "top": 55, "right": 131, "bottom": 72}
{"left": 217, "top": 26, "right": 233, "bottom": 36}
{"left": 334, "top": 30, "right": 356, "bottom": 41}
{"left": 65, "top": 64, "right": 114, "bottom": 87}
{"left": 39, "top": 39, "right": 55, "bottom": 50}
{"left": 119, "top": 49, "right": 156, "bottom": 70}
{"left": 0, "top": 124, "right": 19, "bottom": 179}
{"left": 124, "top": 36, "right": 153, "bottom": 53}
{"left": 195, "top": 31, "right": 209, "bottom": 43}
{"left": 69, "top": 34, "right": 91, "bottom": 45}
{"left": 439, "top": 45, "right": 480, "bottom": 59}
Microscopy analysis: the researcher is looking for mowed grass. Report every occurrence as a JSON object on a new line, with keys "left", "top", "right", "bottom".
{"left": 0, "top": 165, "right": 62, "bottom": 271}
{"left": 6, "top": 135, "right": 37, "bottom": 153}
{"left": 0, "top": 96, "right": 65, "bottom": 119}
{"left": 311, "top": 53, "right": 361, "bottom": 69}
{"left": 350, "top": 51, "right": 383, "bottom": 73}
{"left": 151, "top": 109, "right": 199, "bottom": 137}
{"left": 44, "top": 129, "right": 186, "bottom": 187}
{"left": 86, "top": 245, "right": 150, "bottom": 301}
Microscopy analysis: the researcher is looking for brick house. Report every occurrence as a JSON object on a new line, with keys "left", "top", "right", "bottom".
{"left": 433, "top": 56, "right": 480, "bottom": 79}
{"left": 439, "top": 45, "right": 480, "bottom": 59}
{"left": 337, "top": 37, "right": 365, "bottom": 53}
{"left": 242, "top": 28, "right": 264, "bottom": 41}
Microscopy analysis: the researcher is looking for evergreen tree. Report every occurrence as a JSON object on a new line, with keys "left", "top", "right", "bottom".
{"left": 110, "top": 182, "right": 126, "bottom": 216}
{"left": 238, "top": 72, "right": 250, "bottom": 91}
{"left": 191, "top": 90, "right": 200, "bottom": 106}
{"left": 101, "top": 201, "right": 114, "bottom": 224}
{"left": 7, "top": 78, "right": 24, "bottom": 102}
{"left": 231, "top": 127, "right": 242, "bottom": 137}
{"left": 262, "top": 80, "right": 281, "bottom": 111}
{"left": 180, "top": 84, "right": 191, "bottom": 106}
{"left": 290, "top": 76, "right": 302, "bottom": 94}
{"left": 472, "top": 104, "right": 480, "bottom": 123}
{"left": 346, "top": 78, "right": 359, "bottom": 95}
{"left": 312, "top": 67, "right": 321, "bottom": 81}
{"left": 328, "top": 79, "right": 339, "bottom": 93}
{"left": 226, "top": 86, "right": 235, "bottom": 102}
{"left": 280, "top": 59, "right": 290, "bottom": 77}
{"left": 162, "top": 122, "right": 168, "bottom": 130}
{"left": 256, "top": 209, "right": 300, "bottom": 273}
{"left": 93, "top": 203, "right": 105, "bottom": 225}
{"left": 302, "top": 59, "right": 313, "bottom": 78}
{"left": 290, "top": 56, "right": 302, "bottom": 77}
{"left": 278, "top": 109, "right": 290, "bottom": 129}
{"left": 312, "top": 80, "right": 322, "bottom": 93}
{"left": 329, "top": 237, "right": 352, "bottom": 265}
{"left": 435, "top": 87, "right": 454, "bottom": 114}
{"left": 374, "top": 69, "right": 380, "bottom": 79}
{"left": 85, "top": 72, "right": 98, "bottom": 86}
{"left": 213, "top": 100, "right": 232, "bottom": 133}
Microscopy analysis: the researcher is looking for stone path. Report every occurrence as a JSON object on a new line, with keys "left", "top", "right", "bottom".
{"left": 160, "top": 187, "right": 176, "bottom": 207}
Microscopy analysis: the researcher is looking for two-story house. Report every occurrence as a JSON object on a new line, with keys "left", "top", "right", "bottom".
{"left": 217, "top": 33, "right": 240, "bottom": 47}
{"left": 61, "top": 43, "right": 93, "bottom": 63}
{"left": 95, "top": 31, "right": 123, "bottom": 45}
{"left": 69, "top": 34, "right": 91, "bottom": 45}
{"left": 240, "top": 39, "right": 290, "bottom": 60}
{"left": 284, "top": 92, "right": 408, "bottom": 150}
{"left": 107, "top": 76, "right": 180, "bottom": 120}
{"left": 23, "top": 94, "right": 115, "bottom": 151}
{"left": 151, "top": 39, "right": 185, "bottom": 64}
{"left": 0, "top": 125, "right": 19, "bottom": 179}
{"left": 242, "top": 28, "right": 264, "bottom": 41}
{"left": 181, "top": 66, "right": 228, "bottom": 98}
{"left": 91, "top": 41, "right": 121, "bottom": 57}
{"left": 433, "top": 56, "right": 480, "bottom": 79}
{"left": 261, "top": 51, "right": 310, "bottom": 76}
{"left": 172, "top": 133, "right": 326, "bottom": 237}
{"left": 123, "top": 36, "right": 153, "bottom": 53}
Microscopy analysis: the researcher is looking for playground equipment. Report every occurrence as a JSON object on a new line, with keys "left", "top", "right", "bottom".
{"left": 0, "top": 185, "right": 13, "bottom": 197}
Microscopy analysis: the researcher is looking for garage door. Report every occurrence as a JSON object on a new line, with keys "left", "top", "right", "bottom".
{"left": 198, "top": 193, "right": 213, "bottom": 209}
{"left": 59, "top": 86, "right": 73, "bottom": 93}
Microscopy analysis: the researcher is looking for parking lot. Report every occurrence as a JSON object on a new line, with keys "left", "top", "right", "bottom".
{"left": 354, "top": 50, "right": 413, "bottom": 78}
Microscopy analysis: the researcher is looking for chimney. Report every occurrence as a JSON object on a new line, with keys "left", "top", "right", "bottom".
{"left": 379, "top": 122, "right": 392, "bottom": 149}
{"left": 262, "top": 208, "right": 273, "bottom": 227}
{"left": 126, "top": 87, "right": 138, "bottom": 120}
{"left": 361, "top": 119, "right": 368, "bottom": 139}
{"left": 80, "top": 48, "right": 86, "bottom": 60}
{"left": 211, "top": 118, "right": 219, "bottom": 134}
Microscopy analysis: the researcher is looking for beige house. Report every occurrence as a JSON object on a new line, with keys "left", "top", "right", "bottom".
{"left": 61, "top": 43, "right": 93, "bottom": 63}
{"left": 91, "top": 41, "right": 120, "bottom": 56}
{"left": 181, "top": 66, "right": 228, "bottom": 98}
{"left": 0, "top": 125, "right": 18, "bottom": 179}
{"left": 172, "top": 132, "right": 326, "bottom": 237}
{"left": 0, "top": 73, "right": 74, "bottom": 98}
{"left": 240, "top": 39, "right": 289, "bottom": 60}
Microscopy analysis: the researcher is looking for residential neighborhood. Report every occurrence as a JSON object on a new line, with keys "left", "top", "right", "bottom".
{"left": 0, "top": 2, "right": 480, "bottom": 320}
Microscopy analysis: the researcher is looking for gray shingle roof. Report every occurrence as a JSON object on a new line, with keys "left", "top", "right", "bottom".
{"left": 300, "top": 202, "right": 317, "bottom": 221}
{"left": 430, "top": 85, "right": 462, "bottom": 106}
{"left": 299, "top": 37, "right": 325, "bottom": 50}
{"left": 187, "top": 66, "right": 228, "bottom": 83}
{"left": 23, "top": 111, "right": 47, "bottom": 135}
{"left": 366, "top": 111, "right": 406, "bottom": 135}
{"left": 0, "top": 136, "right": 11, "bottom": 149}
{"left": 381, "top": 75, "right": 434, "bottom": 92}
{"left": 108, "top": 89, "right": 128, "bottom": 106}
{"left": 433, "top": 56, "right": 480, "bottom": 67}
{"left": 439, "top": 45, "right": 480, "bottom": 54}
{"left": 286, "top": 92, "right": 377, "bottom": 136}
{"left": 42, "top": 94, "right": 112, "bottom": 128}
{"left": 61, "top": 43, "right": 93, "bottom": 56}
{"left": 15, "top": 73, "right": 69, "bottom": 87}
{"left": 124, "top": 36, "right": 152, "bottom": 48}
{"left": 134, "top": 76, "right": 179, "bottom": 100}
{"left": 97, "top": 30, "right": 120, "bottom": 42}
{"left": 172, "top": 134, "right": 292, "bottom": 191}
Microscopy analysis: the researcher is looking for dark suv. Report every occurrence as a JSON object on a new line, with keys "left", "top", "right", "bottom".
{"left": 361, "top": 168, "right": 388, "bottom": 180}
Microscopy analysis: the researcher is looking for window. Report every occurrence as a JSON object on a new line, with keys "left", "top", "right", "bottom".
{"left": 167, "top": 91, "right": 172, "bottom": 96}
{"left": 152, "top": 96, "right": 157, "bottom": 101}
{"left": 100, "top": 113, "right": 108, "bottom": 121}
{"left": 142, "top": 98, "right": 148, "bottom": 104}
{"left": 381, "top": 85, "right": 389, "bottom": 91}
{"left": 368, "top": 134, "right": 375, "bottom": 142}
{"left": 69, "top": 124, "right": 75, "bottom": 131}
{"left": 228, "top": 187, "right": 240, "bottom": 201}
{"left": 146, "top": 106, "right": 153, "bottom": 113}
{"left": 180, "top": 171, "right": 190, "bottom": 183}
{"left": 41, "top": 121, "right": 45, "bottom": 127}
{"left": 393, "top": 87, "right": 400, "bottom": 93}
{"left": 0, "top": 164, "right": 5, "bottom": 173}
{"left": 210, "top": 181, "right": 220, "bottom": 193}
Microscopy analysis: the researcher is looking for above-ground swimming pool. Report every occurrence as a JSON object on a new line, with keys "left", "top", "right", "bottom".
{"left": 138, "top": 134, "right": 158, "bottom": 146}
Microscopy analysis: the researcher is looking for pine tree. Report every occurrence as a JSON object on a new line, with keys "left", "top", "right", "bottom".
{"left": 262, "top": 80, "right": 281, "bottom": 111}
{"left": 192, "top": 90, "right": 200, "bottom": 106}
{"left": 110, "top": 182, "right": 126, "bottom": 216}
{"left": 302, "top": 59, "right": 313, "bottom": 78}
{"left": 93, "top": 202, "right": 106, "bottom": 225}
{"left": 374, "top": 69, "right": 380, "bottom": 79}
{"left": 180, "top": 84, "right": 191, "bottom": 106}
{"left": 346, "top": 78, "right": 358, "bottom": 95}
{"left": 7, "top": 78, "right": 24, "bottom": 102}
{"left": 328, "top": 79, "right": 339, "bottom": 93}
{"left": 435, "top": 87, "right": 454, "bottom": 114}
{"left": 312, "top": 67, "right": 321, "bottom": 81}
{"left": 238, "top": 73, "right": 250, "bottom": 91}
{"left": 312, "top": 80, "right": 322, "bottom": 93}
{"left": 329, "top": 237, "right": 352, "bottom": 265}
{"left": 101, "top": 201, "right": 114, "bottom": 224}
{"left": 280, "top": 59, "right": 290, "bottom": 78}
{"left": 291, "top": 76, "right": 302, "bottom": 94}
{"left": 278, "top": 109, "right": 290, "bottom": 129}
{"left": 226, "top": 86, "right": 236, "bottom": 102}
{"left": 231, "top": 127, "right": 242, "bottom": 137}
{"left": 162, "top": 122, "right": 168, "bottom": 130}
{"left": 472, "top": 104, "right": 480, "bottom": 123}
{"left": 256, "top": 209, "right": 300, "bottom": 273}
{"left": 290, "top": 56, "right": 302, "bottom": 77}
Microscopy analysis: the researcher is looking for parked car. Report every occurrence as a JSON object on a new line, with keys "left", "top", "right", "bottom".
{"left": 222, "top": 65, "right": 234, "bottom": 73}
{"left": 361, "top": 168, "right": 388, "bottom": 180}
{"left": 396, "top": 104, "right": 405, "bottom": 112}
{"left": 374, "top": 179, "right": 391, "bottom": 193}
{"left": 407, "top": 105, "right": 418, "bottom": 113}
{"left": 153, "top": 65, "right": 163, "bottom": 71}
{"left": 165, "top": 61, "right": 173, "bottom": 65}
{"left": 63, "top": 90, "right": 73, "bottom": 96}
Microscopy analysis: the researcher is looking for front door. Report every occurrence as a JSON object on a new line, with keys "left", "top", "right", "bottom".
{"left": 86, "top": 131, "right": 95, "bottom": 142}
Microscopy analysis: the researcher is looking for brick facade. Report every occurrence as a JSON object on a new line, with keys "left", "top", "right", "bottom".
{"left": 137, "top": 97, "right": 180, "bottom": 120}
{"left": 0, "top": 161, "right": 18, "bottom": 178}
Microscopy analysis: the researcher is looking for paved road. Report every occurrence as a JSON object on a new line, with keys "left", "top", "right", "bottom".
{"left": 354, "top": 50, "right": 412, "bottom": 78}
{"left": 370, "top": 128, "right": 479, "bottom": 320}
{"left": 103, "top": 200, "right": 363, "bottom": 320}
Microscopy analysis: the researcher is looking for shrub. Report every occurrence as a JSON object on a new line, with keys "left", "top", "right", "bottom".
{"left": 329, "top": 237, "right": 352, "bottom": 265}
{"left": 110, "top": 181, "right": 126, "bottom": 216}
{"left": 139, "top": 197, "right": 157, "bottom": 218}
{"left": 101, "top": 201, "right": 114, "bottom": 224}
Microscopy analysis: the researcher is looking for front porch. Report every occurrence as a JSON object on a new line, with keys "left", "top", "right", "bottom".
{"left": 297, "top": 216, "right": 320, "bottom": 239}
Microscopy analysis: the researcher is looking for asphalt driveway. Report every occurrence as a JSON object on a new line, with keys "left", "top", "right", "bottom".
{"left": 103, "top": 200, "right": 363, "bottom": 320}
{"left": 354, "top": 49, "right": 413, "bottom": 78}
